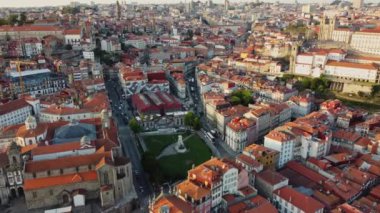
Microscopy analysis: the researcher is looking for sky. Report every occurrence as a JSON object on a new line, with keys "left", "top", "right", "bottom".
{"left": 0, "top": 0, "right": 377, "bottom": 8}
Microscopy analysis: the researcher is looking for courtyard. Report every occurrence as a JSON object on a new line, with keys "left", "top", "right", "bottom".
{"left": 141, "top": 133, "right": 212, "bottom": 183}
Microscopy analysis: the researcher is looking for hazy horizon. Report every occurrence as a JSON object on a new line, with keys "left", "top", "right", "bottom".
{"left": 0, "top": 0, "right": 376, "bottom": 9}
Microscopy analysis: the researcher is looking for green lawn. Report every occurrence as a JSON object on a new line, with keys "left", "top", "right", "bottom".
{"left": 143, "top": 132, "right": 191, "bottom": 156}
{"left": 142, "top": 133, "right": 212, "bottom": 182}
{"left": 158, "top": 134, "right": 212, "bottom": 180}
{"left": 143, "top": 134, "right": 181, "bottom": 156}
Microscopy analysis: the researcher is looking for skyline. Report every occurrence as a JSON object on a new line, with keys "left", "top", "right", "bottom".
{"left": 0, "top": 0, "right": 377, "bottom": 8}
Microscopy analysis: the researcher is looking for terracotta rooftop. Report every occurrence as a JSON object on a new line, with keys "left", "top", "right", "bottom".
{"left": 332, "top": 130, "right": 361, "bottom": 142}
{"left": 24, "top": 171, "right": 97, "bottom": 191}
{"left": 0, "top": 25, "right": 62, "bottom": 32}
{"left": 256, "top": 169, "right": 288, "bottom": 185}
{"left": 25, "top": 152, "right": 110, "bottom": 173}
{"left": 176, "top": 180, "right": 210, "bottom": 201}
{"left": 16, "top": 124, "right": 48, "bottom": 138}
{"left": 41, "top": 105, "right": 89, "bottom": 115}
{"left": 228, "top": 195, "right": 278, "bottom": 213}
{"left": 274, "top": 186, "right": 324, "bottom": 213}
{"left": 31, "top": 141, "right": 84, "bottom": 156}
{"left": 286, "top": 161, "right": 327, "bottom": 183}
{"left": 326, "top": 60, "right": 379, "bottom": 70}
{"left": 0, "top": 99, "right": 31, "bottom": 115}
{"left": 265, "top": 130, "right": 295, "bottom": 142}
{"left": 217, "top": 105, "right": 249, "bottom": 117}
{"left": 152, "top": 194, "right": 193, "bottom": 213}
{"left": 236, "top": 154, "right": 262, "bottom": 168}
{"left": 243, "top": 144, "right": 278, "bottom": 158}
{"left": 227, "top": 117, "right": 256, "bottom": 132}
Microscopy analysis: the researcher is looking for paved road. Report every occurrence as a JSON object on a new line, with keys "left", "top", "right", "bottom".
{"left": 105, "top": 79, "right": 152, "bottom": 210}
{"left": 188, "top": 69, "right": 237, "bottom": 159}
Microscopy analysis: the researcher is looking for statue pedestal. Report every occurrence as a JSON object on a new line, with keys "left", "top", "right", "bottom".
{"left": 175, "top": 135, "right": 187, "bottom": 153}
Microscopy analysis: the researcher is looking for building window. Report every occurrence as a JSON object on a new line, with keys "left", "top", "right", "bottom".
{"left": 32, "top": 191, "right": 37, "bottom": 198}
{"left": 12, "top": 156, "right": 18, "bottom": 164}
{"left": 60, "top": 169, "right": 63, "bottom": 175}
{"left": 47, "top": 170, "right": 51, "bottom": 176}
{"left": 49, "top": 189, "right": 53, "bottom": 196}
{"left": 33, "top": 173, "right": 36, "bottom": 178}
{"left": 88, "top": 165, "right": 92, "bottom": 170}
{"left": 103, "top": 173, "right": 109, "bottom": 185}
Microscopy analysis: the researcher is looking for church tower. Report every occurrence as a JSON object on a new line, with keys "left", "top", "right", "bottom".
{"left": 319, "top": 16, "right": 336, "bottom": 41}
{"left": 25, "top": 115, "right": 37, "bottom": 130}
{"left": 224, "top": 0, "right": 230, "bottom": 11}
{"left": 289, "top": 43, "right": 299, "bottom": 73}
{"left": 116, "top": 0, "right": 121, "bottom": 20}
{"left": 101, "top": 109, "right": 110, "bottom": 129}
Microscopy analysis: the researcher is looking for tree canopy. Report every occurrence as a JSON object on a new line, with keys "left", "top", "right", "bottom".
{"left": 230, "top": 89, "right": 253, "bottom": 106}
{"left": 129, "top": 118, "right": 142, "bottom": 134}
{"left": 184, "top": 112, "right": 202, "bottom": 130}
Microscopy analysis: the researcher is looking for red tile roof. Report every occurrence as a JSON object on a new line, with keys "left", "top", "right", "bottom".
{"left": 16, "top": 124, "right": 48, "bottom": 138}
{"left": 256, "top": 169, "right": 288, "bottom": 185}
{"left": 25, "top": 152, "right": 110, "bottom": 173}
{"left": 228, "top": 195, "right": 278, "bottom": 213}
{"left": 265, "top": 130, "right": 295, "bottom": 142}
{"left": 31, "top": 141, "right": 83, "bottom": 156}
{"left": 41, "top": 105, "right": 89, "bottom": 115}
{"left": 0, "top": 25, "right": 62, "bottom": 32}
{"left": 152, "top": 194, "right": 193, "bottom": 213}
{"left": 228, "top": 117, "right": 256, "bottom": 132}
{"left": 63, "top": 29, "right": 81, "bottom": 35}
{"left": 274, "top": 186, "right": 324, "bottom": 213}
{"left": 326, "top": 60, "right": 379, "bottom": 70}
{"left": 0, "top": 99, "right": 31, "bottom": 115}
{"left": 24, "top": 171, "right": 97, "bottom": 191}
{"left": 286, "top": 161, "right": 327, "bottom": 183}
{"left": 176, "top": 180, "right": 210, "bottom": 201}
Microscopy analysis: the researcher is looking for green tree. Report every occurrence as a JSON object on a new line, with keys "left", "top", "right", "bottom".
{"left": 371, "top": 85, "right": 380, "bottom": 98}
{"left": 230, "top": 89, "right": 253, "bottom": 106}
{"left": 129, "top": 118, "right": 142, "bottom": 134}
{"left": 20, "top": 12, "right": 27, "bottom": 25}
{"left": 185, "top": 29, "right": 194, "bottom": 41}
{"left": 141, "top": 151, "right": 163, "bottom": 183}
{"left": 65, "top": 44, "right": 73, "bottom": 50}
{"left": 62, "top": 6, "right": 80, "bottom": 15}
{"left": 192, "top": 117, "right": 201, "bottom": 130}
{"left": 0, "top": 19, "right": 9, "bottom": 26}
{"left": 8, "top": 14, "right": 18, "bottom": 25}
{"left": 230, "top": 96, "right": 241, "bottom": 105}
{"left": 301, "top": 78, "right": 311, "bottom": 89}
{"left": 184, "top": 111, "right": 195, "bottom": 128}
{"left": 280, "top": 74, "right": 295, "bottom": 82}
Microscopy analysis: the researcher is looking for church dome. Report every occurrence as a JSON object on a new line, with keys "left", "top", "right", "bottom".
{"left": 53, "top": 121, "right": 96, "bottom": 144}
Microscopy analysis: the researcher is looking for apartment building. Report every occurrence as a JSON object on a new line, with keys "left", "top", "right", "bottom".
{"left": 225, "top": 117, "right": 256, "bottom": 152}
{"left": 242, "top": 144, "right": 279, "bottom": 169}
{"left": 101, "top": 37, "right": 121, "bottom": 52}
{"left": 215, "top": 105, "right": 250, "bottom": 138}
{"left": 0, "top": 99, "right": 34, "bottom": 129}
{"left": 264, "top": 130, "right": 297, "bottom": 168}
{"left": 351, "top": 29, "right": 380, "bottom": 55}
{"left": 176, "top": 158, "right": 242, "bottom": 212}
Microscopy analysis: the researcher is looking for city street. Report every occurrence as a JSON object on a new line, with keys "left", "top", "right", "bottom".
{"left": 186, "top": 68, "right": 237, "bottom": 159}
{"left": 105, "top": 79, "right": 152, "bottom": 209}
